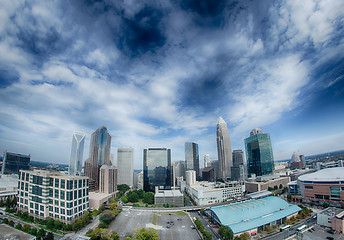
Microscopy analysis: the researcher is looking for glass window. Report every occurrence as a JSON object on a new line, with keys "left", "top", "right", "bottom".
{"left": 55, "top": 179, "right": 59, "bottom": 188}
{"left": 74, "top": 180, "right": 77, "bottom": 189}
{"left": 55, "top": 207, "right": 59, "bottom": 213}
{"left": 67, "top": 180, "right": 73, "bottom": 190}
{"left": 78, "top": 180, "right": 82, "bottom": 188}
{"left": 60, "top": 190, "right": 65, "bottom": 200}
{"left": 40, "top": 205, "right": 44, "bottom": 211}
{"left": 55, "top": 189, "right": 59, "bottom": 198}
{"left": 61, "top": 179, "right": 65, "bottom": 189}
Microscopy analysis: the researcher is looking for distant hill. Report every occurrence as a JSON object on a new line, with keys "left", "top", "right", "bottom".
{"left": 30, "top": 160, "right": 68, "bottom": 169}
{"left": 275, "top": 149, "right": 344, "bottom": 162}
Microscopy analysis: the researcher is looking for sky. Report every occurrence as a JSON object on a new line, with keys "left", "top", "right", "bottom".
{"left": 0, "top": 0, "right": 344, "bottom": 169}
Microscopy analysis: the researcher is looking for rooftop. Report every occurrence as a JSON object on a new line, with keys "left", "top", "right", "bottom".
{"left": 298, "top": 167, "right": 344, "bottom": 182}
{"left": 209, "top": 196, "right": 301, "bottom": 234}
{"left": 0, "top": 224, "right": 35, "bottom": 240}
{"left": 155, "top": 190, "right": 183, "bottom": 197}
{"left": 319, "top": 207, "right": 343, "bottom": 217}
{"left": 246, "top": 190, "right": 271, "bottom": 199}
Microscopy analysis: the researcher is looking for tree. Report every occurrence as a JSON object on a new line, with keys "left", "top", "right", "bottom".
{"left": 8, "top": 220, "right": 15, "bottom": 227}
{"left": 323, "top": 202, "right": 329, "bottom": 208}
{"left": 117, "top": 184, "right": 130, "bottom": 192}
{"left": 11, "top": 196, "right": 17, "bottom": 207}
{"left": 121, "top": 196, "right": 128, "bottom": 203}
{"left": 87, "top": 228, "right": 119, "bottom": 240}
{"left": 237, "top": 232, "right": 250, "bottom": 240}
{"left": 22, "top": 225, "right": 31, "bottom": 233}
{"left": 5, "top": 197, "right": 12, "bottom": 207}
{"left": 279, "top": 184, "right": 283, "bottom": 189}
{"left": 273, "top": 185, "right": 278, "bottom": 190}
{"left": 268, "top": 187, "right": 273, "bottom": 191}
{"left": 54, "top": 220, "right": 63, "bottom": 230}
{"left": 30, "top": 227, "right": 37, "bottom": 236}
{"left": 100, "top": 210, "right": 116, "bottom": 225}
{"left": 15, "top": 223, "right": 22, "bottom": 230}
{"left": 0, "top": 198, "right": 4, "bottom": 207}
{"left": 128, "top": 192, "right": 139, "bottom": 203}
{"left": 143, "top": 192, "right": 154, "bottom": 204}
{"left": 99, "top": 204, "right": 105, "bottom": 212}
{"left": 265, "top": 225, "right": 271, "bottom": 232}
{"left": 37, "top": 228, "right": 46, "bottom": 240}
{"left": 46, "top": 232, "right": 54, "bottom": 240}
{"left": 133, "top": 228, "right": 159, "bottom": 240}
{"left": 2, "top": 218, "right": 8, "bottom": 224}
{"left": 47, "top": 218, "right": 55, "bottom": 229}
{"left": 219, "top": 225, "right": 234, "bottom": 240}
{"left": 200, "top": 208, "right": 205, "bottom": 215}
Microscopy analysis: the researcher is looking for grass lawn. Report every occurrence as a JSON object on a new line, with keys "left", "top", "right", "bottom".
{"left": 175, "top": 211, "right": 187, "bottom": 216}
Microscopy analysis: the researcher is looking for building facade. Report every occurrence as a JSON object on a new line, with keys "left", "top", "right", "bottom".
{"left": 245, "top": 176, "right": 290, "bottom": 193}
{"left": 185, "top": 142, "right": 200, "bottom": 179}
{"left": 202, "top": 167, "right": 215, "bottom": 182}
{"left": 99, "top": 165, "right": 117, "bottom": 194}
{"left": 117, "top": 147, "right": 134, "bottom": 187}
{"left": 17, "top": 170, "right": 89, "bottom": 224}
{"left": 2, "top": 150, "right": 30, "bottom": 175}
{"left": 143, "top": 148, "right": 172, "bottom": 192}
{"left": 69, "top": 131, "right": 86, "bottom": 176}
{"left": 292, "top": 167, "right": 344, "bottom": 207}
{"left": 154, "top": 189, "right": 184, "bottom": 207}
{"left": 84, "top": 126, "right": 111, "bottom": 191}
{"left": 245, "top": 128, "right": 274, "bottom": 177}
{"left": 216, "top": 117, "right": 233, "bottom": 179}
{"left": 204, "top": 154, "right": 210, "bottom": 168}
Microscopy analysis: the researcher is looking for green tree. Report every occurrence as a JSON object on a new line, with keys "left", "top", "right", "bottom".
{"left": 46, "top": 232, "right": 54, "bottom": 240}
{"left": 22, "top": 211, "right": 29, "bottom": 221}
{"left": 323, "top": 202, "right": 329, "bottom": 208}
{"left": 219, "top": 225, "right": 234, "bottom": 240}
{"left": 100, "top": 210, "right": 116, "bottom": 225}
{"left": 273, "top": 185, "right": 278, "bottom": 190}
{"left": 200, "top": 208, "right": 205, "bottom": 215}
{"left": 143, "top": 192, "right": 154, "bottom": 204}
{"left": 203, "top": 230, "right": 212, "bottom": 240}
{"left": 47, "top": 218, "right": 55, "bottom": 229}
{"left": 0, "top": 198, "right": 4, "bottom": 207}
{"left": 87, "top": 228, "right": 119, "bottom": 240}
{"left": 22, "top": 225, "right": 31, "bottom": 233}
{"left": 128, "top": 192, "right": 139, "bottom": 203}
{"left": 15, "top": 223, "right": 22, "bottom": 230}
{"left": 11, "top": 196, "right": 17, "bottom": 207}
{"left": 133, "top": 228, "right": 159, "bottom": 240}
{"left": 265, "top": 225, "right": 271, "bottom": 232}
{"left": 2, "top": 218, "right": 8, "bottom": 224}
{"left": 8, "top": 220, "right": 15, "bottom": 227}
{"left": 99, "top": 204, "right": 105, "bottom": 212}
{"left": 5, "top": 196, "right": 12, "bottom": 207}
{"left": 30, "top": 227, "right": 38, "bottom": 236}
{"left": 279, "top": 184, "right": 283, "bottom": 189}
{"left": 54, "top": 220, "right": 63, "bottom": 230}
{"left": 37, "top": 228, "right": 46, "bottom": 240}
{"left": 117, "top": 184, "right": 130, "bottom": 192}
{"left": 121, "top": 196, "right": 128, "bottom": 203}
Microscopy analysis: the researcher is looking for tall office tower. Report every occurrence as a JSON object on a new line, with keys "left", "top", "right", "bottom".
{"left": 204, "top": 154, "right": 210, "bottom": 168}
{"left": 2, "top": 150, "right": 30, "bottom": 175}
{"left": 210, "top": 160, "right": 219, "bottom": 179}
{"left": 185, "top": 170, "right": 196, "bottom": 186}
{"left": 17, "top": 170, "right": 89, "bottom": 224}
{"left": 299, "top": 155, "right": 305, "bottom": 168}
{"left": 232, "top": 150, "right": 244, "bottom": 166}
{"left": 245, "top": 128, "right": 274, "bottom": 177}
{"left": 85, "top": 126, "right": 111, "bottom": 191}
{"left": 143, "top": 148, "right": 172, "bottom": 192}
{"left": 290, "top": 152, "right": 302, "bottom": 169}
{"left": 99, "top": 165, "right": 117, "bottom": 194}
{"left": 117, "top": 147, "right": 134, "bottom": 186}
{"left": 69, "top": 132, "right": 86, "bottom": 176}
{"left": 173, "top": 161, "right": 186, "bottom": 182}
{"left": 185, "top": 142, "right": 200, "bottom": 180}
{"left": 216, "top": 117, "right": 233, "bottom": 179}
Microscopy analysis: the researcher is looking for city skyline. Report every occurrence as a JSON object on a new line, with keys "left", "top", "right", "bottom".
{"left": 0, "top": 1, "right": 344, "bottom": 169}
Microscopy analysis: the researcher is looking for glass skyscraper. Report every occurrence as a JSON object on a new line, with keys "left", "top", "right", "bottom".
{"left": 143, "top": 148, "right": 172, "bottom": 192}
{"left": 69, "top": 131, "right": 86, "bottom": 176}
{"left": 1, "top": 150, "right": 30, "bottom": 174}
{"left": 117, "top": 147, "right": 134, "bottom": 186}
{"left": 216, "top": 117, "right": 233, "bottom": 179}
{"left": 245, "top": 128, "right": 274, "bottom": 177}
{"left": 185, "top": 142, "right": 199, "bottom": 179}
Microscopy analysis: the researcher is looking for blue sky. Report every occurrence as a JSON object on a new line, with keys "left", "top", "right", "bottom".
{"left": 0, "top": 0, "right": 343, "bottom": 169}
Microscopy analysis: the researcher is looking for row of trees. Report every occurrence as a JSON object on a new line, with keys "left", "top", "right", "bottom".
{"left": 121, "top": 190, "right": 154, "bottom": 205}
{"left": 219, "top": 225, "right": 234, "bottom": 240}
{"left": 87, "top": 227, "right": 159, "bottom": 240}
{"left": 2, "top": 218, "right": 53, "bottom": 240}
{"left": 193, "top": 217, "right": 212, "bottom": 240}
{"left": 0, "top": 196, "right": 17, "bottom": 208}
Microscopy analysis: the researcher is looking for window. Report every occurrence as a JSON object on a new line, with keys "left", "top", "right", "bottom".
{"left": 25, "top": 183, "right": 28, "bottom": 191}
{"left": 30, "top": 203, "right": 33, "bottom": 208}
{"left": 60, "top": 190, "right": 65, "bottom": 200}
{"left": 40, "top": 205, "right": 44, "bottom": 211}
{"left": 49, "top": 206, "right": 53, "bottom": 211}
{"left": 61, "top": 209, "right": 65, "bottom": 215}
{"left": 67, "top": 191, "right": 73, "bottom": 201}
{"left": 83, "top": 179, "right": 85, "bottom": 187}
{"left": 331, "top": 187, "right": 340, "bottom": 196}
{"left": 55, "top": 189, "right": 59, "bottom": 198}
{"left": 67, "top": 210, "right": 72, "bottom": 216}
{"left": 55, "top": 207, "right": 59, "bottom": 213}
{"left": 78, "top": 180, "right": 82, "bottom": 188}
{"left": 49, "top": 178, "right": 53, "bottom": 186}
{"left": 55, "top": 179, "right": 59, "bottom": 188}
{"left": 78, "top": 189, "right": 82, "bottom": 198}
{"left": 305, "top": 185, "right": 313, "bottom": 189}
{"left": 67, "top": 180, "right": 73, "bottom": 190}
{"left": 67, "top": 202, "right": 72, "bottom": 208}
{"left": 61, "top": 179, "right": 65, "bottom": 189}
{"left": 60, "top": 201, "right": 65, "bottom": 207}
{"left": 26, "top": 173, "right": 29, "bottom": 182}
{"left": 55, "top": 200, "right": 59, "bottom": 206}
{"left": 74, "top": 180, "right": 77, "bottom": 189}
{"left": 35, "top": 203, "right": 38, "bottom": 210}
{"left": 78, "top": 199, "right": 82, "bottom": 205}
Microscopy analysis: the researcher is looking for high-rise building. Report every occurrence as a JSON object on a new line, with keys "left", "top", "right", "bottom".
{"left": 143, "top": 148, "right": 172, "bottom": 192}
{"left": 117, "top": 147, "right": 134, "bottom": 187}
{"left": 99, "top": 165, "right": 117, "bottom": 194}
{"left": 210, "top": 160, "right": 219, "bottom": 179}
{"left": 245, "top": 128, "right": 274, "bottom": 177}
{"left": 299, "top": 155, "right": 306, "bottom": 168}
{"left": 204, "top": 154, "right": 210, "bottom": 168}
{"left": 173, "top": 161, "right": 186, "bottom": 183}
{"left": 185, "top": 142, "right": 199, "bottom": 179}
{"left": 186, "top": 170, "right": 196, "bottom": 186}
{"left": 69, "top": 131, "right": 86, "bottom": 176}
{"left": 216, "top": 117, "right": 233, "bottom": 179}
{"left": 232, "top": 150, "right": 244, "bottom": 167}
{"left": 17, "top": 170, "right": 89, "bottom": 224}
{"left": 1, "top": 150, "right": 30, "bottom": 175}
{"left": 84, "top": 126, "right": 111, "bottom": 191}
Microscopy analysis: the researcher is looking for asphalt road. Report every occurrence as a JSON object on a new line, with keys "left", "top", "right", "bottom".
{"left": 188, "top": 211, "right": 221, "bottom": 240}
{"left": 108, "top": 209, "right": 200, "bottom": 239}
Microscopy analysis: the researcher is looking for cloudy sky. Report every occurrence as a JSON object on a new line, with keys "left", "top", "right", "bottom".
{"left": 0, "top": 0, "right": 344, "bottom": 169}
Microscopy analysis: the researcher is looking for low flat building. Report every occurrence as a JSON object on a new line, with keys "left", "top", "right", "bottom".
{"left": 17, "top": 170, "right": 89, "bottom": 224}
{"left": 317, "top": 207, "right": 343, "bottom": 228}
{"left": 89, "top": 192, "right": 114, "bottom": 210}
{"left": 0, "top": 174, "right": 19, "bottom": 201}
{"left": 208, "top": 196, "right": 301, "bottom": 236}
{"left": 190, "top": 181, "right": 242, "bottom": 206}
{"left": 245, "top": 176, "right": 290, "bottom": 193}
{"left": 154, "top": 189, "right": 184, "bottom": 207}
{"left": 246, "top": 190, "right": 271, "bottom": 199}
{"left": 0, "top": 224, "right": 36, "bottom": 240}
{"left": 333, "top": 210, "right": 344, "bottom": 234}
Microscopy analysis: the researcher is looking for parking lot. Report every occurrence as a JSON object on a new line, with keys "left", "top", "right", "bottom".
{"left": 301, "top": 225, "right": 344, "bottom": 240}
{"left": 108, "top": 208, "right": 200, "bottom": 239}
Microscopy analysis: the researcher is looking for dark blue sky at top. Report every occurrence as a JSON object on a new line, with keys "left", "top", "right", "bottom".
{"left": 0, "top": 0, "right": 343, "bottom": 168}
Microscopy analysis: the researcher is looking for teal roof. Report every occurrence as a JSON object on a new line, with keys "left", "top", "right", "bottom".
{"left": 209, "top": 196, "right": 301, "bottom": 234}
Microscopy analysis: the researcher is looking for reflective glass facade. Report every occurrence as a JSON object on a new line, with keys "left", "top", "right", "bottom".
{"left": 185, "top": 142, "right": 199, "bottom": 179}
{"left": 2, "top": 151, "right": 30, "bottom": 174}
{"left": 69, "top": 132, "right": 85, "bottom": 176}
{"left": 143, "top": 148, "right": 172, "bottom": 192}
{"left": 245, "top": 132, "right": 274, "bottom": 177}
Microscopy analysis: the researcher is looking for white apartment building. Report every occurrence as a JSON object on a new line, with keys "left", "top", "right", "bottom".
{"left": 190, "top": 181, "right": 242, "bottom": 206}
{"left": 117, "top": 148, "right": 134, "bottom": 186}
{"left": 17, "top": 170, "right": 89, "bottom": 223}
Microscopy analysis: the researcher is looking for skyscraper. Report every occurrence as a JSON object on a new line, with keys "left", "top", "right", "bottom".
{"left": 216, "top": 117, "right": 233, "bottom": 179}
{"left": 1, "top": 150, "right": 30, "bottom": 175}
{"left": 69, "top": 131, "right": 86, "bottom": 176}
{"left": 231, "top": 149, "right": 246, "bottom": 181}
{"left": 245, "top": 128, "right": 274, "bottom": 177}
{"left": 117, "top": 147, "right": 134, "bottom": 186}
{"left": 204, "top": 154, "right": 210, "bottom": 168}
{"left": 99, "top": 165, "right": 117, "bottom": 194}
{"left": 232, "top": 150, "right": 244, "bottom": 167}
{"left": 143, "top": 148, "right": 172, "bottom": 192}
{"left": 185, "top": 142, "right": 200, "bottom": 179}
{"left": 85, "top": 126, "right": 111, "bottom": 191}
